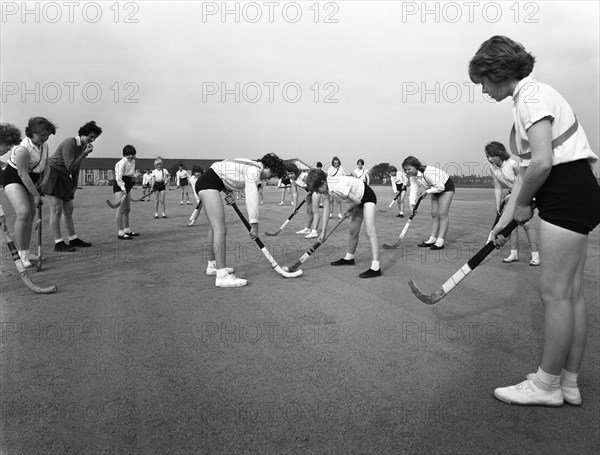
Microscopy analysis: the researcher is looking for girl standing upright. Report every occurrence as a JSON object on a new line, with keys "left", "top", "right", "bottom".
{"left": 470, "top": 35, "right": 600, "bottom": 406}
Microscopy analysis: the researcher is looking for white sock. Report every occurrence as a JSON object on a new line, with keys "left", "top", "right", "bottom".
{"left": 510, "top": 249, "right": 518, "bottom": 257}
{"left": 532, "top": 366, "right": 560, "bottom": 391}
{"left": 18, "top": 250, "right": 28, "bottom": 259}
{"left": 124, "top": 228, "right": 132, "bottom": 233}
{"left": 561, "top": 369, "right": 578, "bottom": 388}
{"left": 216, "top": 268, "right": 229, "bottom": 279}
{"left": 68, "top": 234, "right": 78, "bottom": 241}
{"left": 208, "top": 260, "right": 217, "bottom": 268}
{"left": 119, "top": 230, "right": 125, "bottom": 236}
{"left": 531, "top": 251, "right": 540, "bottom": 260}
{"left": 435, "top": 238, "right": 444, "bottom": 247}
{"left": 426, "top": 236, "right": 436, "bottom": 244}
{"left": 344, "top": 253, "right": 355, "bottom": 260}
{"left": 55, "top": 239, "right": 63, "bottom": 244}
{"left": 371, "top": 260, "right": 380, "bottom": 271}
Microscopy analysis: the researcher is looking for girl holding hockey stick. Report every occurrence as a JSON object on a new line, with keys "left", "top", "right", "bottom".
{"left": 150, "top": 157, "right": 170, "bottom": 218}
{"left": 326, "top": 156, "right": 346, "bottom": 219}
{"left": 187, "top": 166, "right": 204, "bottom": 227}
{"left": 113, "top": 145, "right": 140, "bottom": 240}
{"left": 305, "top": 168, "right": 381, "bottom": 279}
{"left": 484, "top": 141, "right": 540, "bottom": 265}
{"left": 3, "top": 117, "right": 55, "bottom": 267}
{"left": 470, "top": 35, "right": 600, "bottom": 406}
{"left": 194, "top": 153, "right": 286, "bottom": 288}
{"left": 402, "top": 156, "right": 455, "bottom": 250}
{"left": 176, "top": 163, "right": 191, "bottom": 205}
{"left": 388, "top": 166, "right": 408, "bottom": 217}
{"left": 285, "top": 163, "right": 320, "bottom": 239}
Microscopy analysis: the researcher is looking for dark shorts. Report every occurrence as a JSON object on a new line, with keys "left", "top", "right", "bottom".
{"left": 2, "top": 165, "right": 41, "bottom": 188}
{"left": 113, "top": 176, "right": 134, "bottom": 194}
{"left": 195, "top": 168, "right": 226, "bottom": 193}
{"left": 442, "top": 177, "right": 455, "bottom": 194}
{"left": 39, "top": 165, "right": 74, "bottom": 201}
{"left": 395, "top": 183, "right": 405, "bottom": 193}
{"left": 535, "top": 159, "right": 600, "bottom": 234}
{"left": 179, "top": 177, "right": 188, "bottom": 186}
{"left": 360, "top": 183, "right": 377, "bottom": 206}
{"left": 153, "top": 181, "right": 166, "bottom": 192}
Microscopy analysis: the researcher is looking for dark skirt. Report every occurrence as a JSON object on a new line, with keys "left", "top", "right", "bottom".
{"left": 179, "top": 177, "right": 189, "bottom": 186}
{"left": 535, "top": 159, "right": 600, "bottom": 234}
{"left": 152, "top": 181, "right": 166, "bottom": 192}
{"left": 39, "top": 165, "right": 74, "bottom": 201}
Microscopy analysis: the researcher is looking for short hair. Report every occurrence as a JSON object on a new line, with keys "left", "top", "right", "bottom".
{"left": 469, "top": 35, "right": 535, "bottom": 84}
{"left": 0, "top": 123, "right": 22, "bottom": 146}
{"left": 331, "top": 156, "right": 341, "bottom": 166}
{"left": 25, "top": 117, "right": 56, "bottom": 138}
{"left": 192, "top": 165, "right": 203, "bottom": 173}
{"left": 388, "top": 165, "right": 397, "bottom": 173}
{"left": 123, "top": 145, "right": 136, "bottom": 156}
{"left": 285, "top": 162, "right": 300, "bottom": 179}
{"left": 315, "top": 161, "right": 323, "bottom": 168}
{"left": 305, "top": 169, "right": 328, "bottom": 192}
{"left": 357, "top": 159, "right": 364, "bottom": 166}
{"left": 154, "top": 157, "right": 163, "bottom": 167}
{"left": 78, "top": 121, "right": 102, "bottom": 137}
{"left": 484, "top": 141, "right": 510, "bottom": 161}
{"left": 258, "top": 153, "right": 285, "bottom": 178}
{"left": 402, "top": 156, "right": 425, "bottom": 171}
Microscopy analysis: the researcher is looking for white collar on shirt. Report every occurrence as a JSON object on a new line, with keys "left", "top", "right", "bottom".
{"left": 512, "top": 75, "right": 535, "bottom": 104}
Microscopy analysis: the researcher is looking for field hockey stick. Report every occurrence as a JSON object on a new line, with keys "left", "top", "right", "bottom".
{"left": 0, "top": 208, "right": 58, "bottom": 294}
{"left": 228, "top": 200, "right": 303, "bottom": 279}
{"left": 383, "top": 193, "right": 426, "bottom": 249}
{"left": 186, "top": 201, "right": 203, "bottom": 227}
{"left": 37, "top": 205, "right": 42, "bottom": 272}
{"left": 283, "top": 213, "right": 349, "bottom": 273}
{"left": 265, "top": 193, "right": 311, "bottom": 236}
{"left": 133, "top": 188, "right": 159, "bottom": 202}
{"left": 487, "top": 196, "right": 509, "bottom": 242}
{"left": 378, "top": 193, "right": 400, "bottom": 213}
{"left": 106, "top": 193, "right": 127, "bottom": 209}
{"left": 408, "top": 220, "right": 518, "bottom": 305}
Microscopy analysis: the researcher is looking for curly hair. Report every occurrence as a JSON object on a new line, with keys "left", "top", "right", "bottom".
{"left": 258, "top": 153, "right": 285, "bottom": 178}
{"left": 25, "top": 117, "right": 57, "bottom": 138}
{"left": 484, "top": 141, "right": 510, "bottom": 161}
{"left": 469, "top": 35, "right": 535, "bottom": 84}
{"left": 78, "top": 121, "right": 102, "bottom": 137}
{"left": 305, "top": 169, "right": 328, "bottom": 192}
{"left": 0, "top": 123, "right": 22, "bottom": 146}
{"left": 284, "top": 162, "right": 301, "bottom": 179}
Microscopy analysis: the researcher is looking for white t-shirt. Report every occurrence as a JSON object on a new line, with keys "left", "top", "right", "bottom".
{"left": 327, "top": 175, "right": 365, "bottom": 203}
{"left": 512, "top": 76, "right": 598, "bottom": 166}
{"left": 489, "top": 158, "right": 517, "bottom": 190}
{"left": 151, "top": 168, "right": 169, "bottom": 183}
{"left": 352, "top": 167, "right": 369, "bottom": 183}
{"left": 408, "top": 166, "right": 449, "bottom": 205}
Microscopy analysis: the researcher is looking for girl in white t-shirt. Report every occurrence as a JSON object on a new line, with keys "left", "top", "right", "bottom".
{"left": 326, "top": 156, "right": 346, "bottom": 219}
{"left": 402, "top": 156, "right": 455, "bottom": 250}
{"left": 150, "top": 157, "right": 170, "bottom": 219}
{"left": 176, "top": 164, "right": 191, "bottom": 205}
{"left": 470, "top": 35, "right": 600, "bottom": 407}
{"left": 388, "top": 166, "right": 408, "bottom": 217}
{"left": 352, "top": 159, "right": 370, "bottom": 185}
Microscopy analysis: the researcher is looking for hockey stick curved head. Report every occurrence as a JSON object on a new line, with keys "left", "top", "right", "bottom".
{"left": 278, "top": 266, "right": 302, "bottom": 278}
{"left": 408, "top": 279, "right": 444, "bottom": 305}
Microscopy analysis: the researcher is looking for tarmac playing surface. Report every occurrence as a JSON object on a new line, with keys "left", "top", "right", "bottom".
{"left": 1, "top": 184, "right": 598, "bottom": 454}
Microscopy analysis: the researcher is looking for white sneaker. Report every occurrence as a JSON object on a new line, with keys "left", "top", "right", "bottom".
{"left": 305, "top": 230, "right": 319, "bottom": 239}
{"left": 206, "top": 265, "right": 235, "bottom": 276}
{"left": 494, "top": 378, "right": 563, "bottom": 406}
{"left": 278, "top": 202, "right": 284, "bottom": 205}
{"left": 337, "top": 213, "right": 343, "bottom": 219}
{"left": 215, "top": 273, "right": 247, "bottom": 288}
{"left": 527, "top": 373, "right": 581, "bottom": 405}
{"left": 502, "top": 253, "right": 519, "bottom": 263}
{"left": 529, "top": 253, "right": 540, "bottom": 266}
{"left": 295, "top": 227, "right": 311, "bottom": 235}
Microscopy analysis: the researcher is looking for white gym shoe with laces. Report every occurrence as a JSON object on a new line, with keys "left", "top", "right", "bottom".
{"left": 215, "top": 273, "right": 247, "bottom": 288}
{"left": 526, "top": 373, "right": 581, "bottom": 405}
{"left": 494, "top": 378, "right": 563, "bottom": 406}
{"left": 206, "top": 265, "right": 235, "bottom": 276}
{"left": 295, "top": 227, "right": 311, "bottom": 235}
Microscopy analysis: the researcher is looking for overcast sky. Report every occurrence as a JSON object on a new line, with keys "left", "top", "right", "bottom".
{"left": 1, "top": 1, "right": 598, "bottom": 175}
